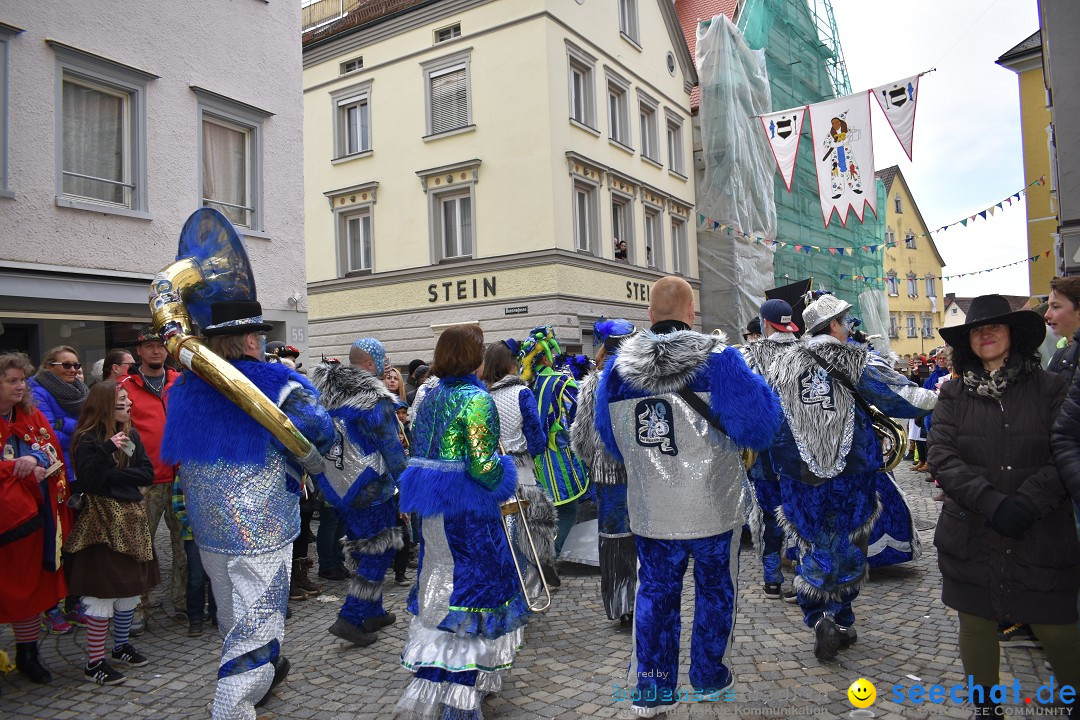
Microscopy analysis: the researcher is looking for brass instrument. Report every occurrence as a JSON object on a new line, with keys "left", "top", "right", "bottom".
{"left": 869, "top": 405, "right": 908, "bottom": 473}
{"left": 741, "top": 449, "right": 758, "bottom": 471}
{"left": 149, "top": 209, "right": 324, "bottom": 475}
{"left": 497, "top": 445, "right": 552, "bottom": 613}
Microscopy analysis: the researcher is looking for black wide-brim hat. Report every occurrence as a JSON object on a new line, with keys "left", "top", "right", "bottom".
{"left": 202, "top": 300, "right": 274, "bottom": 337}
{"left": 938, "top": 294, "right": 1045, "bottom": 354}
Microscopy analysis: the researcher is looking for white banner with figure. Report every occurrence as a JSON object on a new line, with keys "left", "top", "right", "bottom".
{"left": 872, "top": 74, "right": 920, "bottom": 160}
{"left": 759, "top": 107, "right": 806, "bottom": 192}
{"left": 808, "top": 94, "right": 875, "bottom": 228}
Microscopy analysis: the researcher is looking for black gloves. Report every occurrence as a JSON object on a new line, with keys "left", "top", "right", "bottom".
{"left": 990, "top": 496, "right": 1038, "bottom": 540}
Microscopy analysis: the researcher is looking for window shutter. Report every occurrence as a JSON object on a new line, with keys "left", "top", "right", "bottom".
{"left": 430, "top": 67, "right": 467, "bottom": 134}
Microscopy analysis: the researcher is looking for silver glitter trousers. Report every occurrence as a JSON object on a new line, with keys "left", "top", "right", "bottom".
{"left": 201, "top": 545, "right": 291, "bottom": 720}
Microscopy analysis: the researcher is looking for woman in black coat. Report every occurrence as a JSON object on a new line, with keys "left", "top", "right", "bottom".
{"left": 929, "top": 295, "right": 1080, "bottom": 709}
{"left": 65, "top": 379, "right": 159, "bottom": 686}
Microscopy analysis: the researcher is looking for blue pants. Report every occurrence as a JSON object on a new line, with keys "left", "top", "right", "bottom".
{"left": 633, "top": 532, "right": 737, "bottom": 694}
{"left": 779, "top": 472, "right": 877, "bottom": 628}
{"left": 753, "top": 477, "right": 785, "bottom": 585}
{"left": 339, "top": 499, "right": 399, "bottom": 627}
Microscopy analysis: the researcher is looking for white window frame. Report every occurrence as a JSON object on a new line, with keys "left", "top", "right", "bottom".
{"left": 665, "top": 109, "right": 685, "bottom": 178}
{"left": 921, "top": 314, "right": 933, "bottom": 338}
{"left": 925, "top": 275, "right": 936, "bottom": 298}
{"left": 886, "top": 272, "right": 899, "bottom": 296}
{"left": 905, "top": 230, "right": 917, "bottom": 249}
{"left": 435, "top": 190, "right": 473, "bottom": 261}
{"left": 565, "top": 41, "right": 597, "bottom": 132}
{"left": 435, "top": 24, "right": 461, "bottom": 44}
{"left": 194, "top": 87, "right": 271, "bottom": 233}
{"left": 907, "top": 314, "right": 917, "bottom": 338}
{"left": 51, "top": 42, "right": 154, "bottom": 218}
{"left": 331, "top": 80, "right": 373, "bottom": 161}
{"left": 340, "top": 207, "right": 373, "bottom": 274}
{"left": 611, "top": 190, "right": 635, "bottom": 265}
{"left": 421, "top": 50, "right": 473, "bottom": 139}
{"left": 643, "top": 203, "right": 663, "bottom": 270}
{"left": 894, "top": 194, "right": 903, "bottom": 213}
{"left": 886, "top": 227, "right": 895, "bottom": 246}
{"left": 888, "top": 313, "right": 899, "bottom": 338}
{"left": 617, "top": 0, "right": 640, "bottom": 47}
{"left": 638, "top": 91, "right": 660, "bottom": 165}
{"left": 0, "top": 25, "right": 17, "bottom": 199}
{"left": 572, "top": 178, "right": 599, "bottom": 255}
{"left": 340, "top": 56, "right": 363, "bottom": 75}
{"left": 418, "top": 159, "right": 480, "bottom": 263}
{"left": 671, "top": 216, "right": 688, "bottom": 276}
{"left": 606, "top": 68, "right": 632, "bottom": 150}
{"left": 906, "top": 274, "right": 919, "bottom": 298}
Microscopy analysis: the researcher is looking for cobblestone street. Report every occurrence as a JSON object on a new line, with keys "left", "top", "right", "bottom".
{"left": 0, "top": 466, "right": 1058, "bottom": 719}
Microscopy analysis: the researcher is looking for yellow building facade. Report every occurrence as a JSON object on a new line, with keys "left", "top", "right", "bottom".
{"left": 302, "top": 0, "right": 699, "bottom": 361}
{"left": 997, "top": 31, "right": 1056, "bottom": 296}
{"left": 877, "top": 167, "right": 946, "bottom": 357}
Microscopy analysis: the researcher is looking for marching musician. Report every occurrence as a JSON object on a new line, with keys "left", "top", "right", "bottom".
{"left": 161, "top": 300, "right": 335, "bottom": 720}
{"left": 571, "top": 318, "right": 639, "bottom": 626}
{"left": 594, "top": 277, "right": 781, "bottom": 716}
{"left": 741, "top": 299, "right": 801, "bottom": 603}
{"left": 762, "top": 293, "right": 936, "bottom": 659}
{"left": 395, "top": 324, "right": 527, "bottom": 719}
{"left": 309, "top": 338, "right": 408, "bottom": 649}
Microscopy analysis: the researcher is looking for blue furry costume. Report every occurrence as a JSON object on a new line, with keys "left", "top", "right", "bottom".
{"left": 395, "top": 375, "right": 528, "bottom": 720}
{"left": 742, "top": 332, "right": 800, "bottom": 589}
{"left": 162, "top": 359, "right": 334, "bottom": 720}
{"left": 764, "top": 334, "right": 936, "bottom": 641}
{"left": 310, "top": 362, "right": 408, "bottom": 643}
{"left": 594, "top": 323, "right": 781, "bottom": 705}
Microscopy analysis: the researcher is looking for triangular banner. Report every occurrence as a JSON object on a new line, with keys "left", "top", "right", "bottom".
{"left": 759, "top": 107, "right": 807, "bottom": 192}
{"left": 808, "top": 93, "right": 876, "bottom": 228}
{"left": 871, "top": 74, "right": 920, "bottom": 161}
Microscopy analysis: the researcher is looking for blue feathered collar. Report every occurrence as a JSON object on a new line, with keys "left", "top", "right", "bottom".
{"left": 161, "top": 360, "right": 313, "bottom": 465}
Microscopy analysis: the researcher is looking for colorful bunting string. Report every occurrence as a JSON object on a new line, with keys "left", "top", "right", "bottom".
{"left": 930, "top": 176, "right": 1046, "bottom": 236}
{"left": 836, "top": 250, "right": 1053, "bottom": 283}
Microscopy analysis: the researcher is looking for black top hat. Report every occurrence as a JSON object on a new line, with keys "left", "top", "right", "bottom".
{"left": 202, "top": 300, "right": 274, "bottom": 337}
{"left": 938, "top": 294, "right": 1045, "bottom": 354}
{"left": 742, "top": 317, "right": 763, "bottom": 337}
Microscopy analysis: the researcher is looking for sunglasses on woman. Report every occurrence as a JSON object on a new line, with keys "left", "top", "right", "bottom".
{"left": 50, "top": 361, "right": 82, "bottom": 370}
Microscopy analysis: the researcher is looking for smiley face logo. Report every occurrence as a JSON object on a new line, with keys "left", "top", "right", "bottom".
{"left": 847, "top": 678, "right": 876, "bottom": 708}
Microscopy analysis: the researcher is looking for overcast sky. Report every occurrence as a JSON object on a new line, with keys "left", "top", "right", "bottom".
{"left": 831, "top": 0, "right": 1041, "bottom": 298}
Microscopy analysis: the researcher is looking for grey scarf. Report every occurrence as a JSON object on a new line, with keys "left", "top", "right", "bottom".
{"left": 962, "top": 357, "right": 1039, "bottom": 400}
{"left": 34, "top": 370, "right": 89, "bottom": 417}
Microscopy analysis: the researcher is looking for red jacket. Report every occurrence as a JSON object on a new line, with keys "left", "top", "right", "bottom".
{"left": 123, "top": 367, "right": 180, "bottom": 485}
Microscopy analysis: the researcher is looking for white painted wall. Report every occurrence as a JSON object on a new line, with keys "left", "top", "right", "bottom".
{"left": 1, "top": 1, "right": 307, "bottom": 321}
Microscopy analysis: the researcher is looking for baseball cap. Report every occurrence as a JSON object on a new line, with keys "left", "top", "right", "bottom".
{"left": 760, "top": 299, "right": 799, "bottom": 333}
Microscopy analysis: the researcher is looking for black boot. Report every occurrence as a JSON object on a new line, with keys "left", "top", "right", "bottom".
{"left": 16, "top": 642, "right": 52, "bottom": 684}
{"left": 255, "top": 655, "right": 290, "bottom": 708}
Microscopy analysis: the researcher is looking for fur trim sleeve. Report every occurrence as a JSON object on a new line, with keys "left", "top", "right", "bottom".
{"left": 398, "top": 454, "right": 518, "bottom": 519}
{"left": 594, "top": 356, "right": 624, "bottom": 463}
{"left": 708, "top": 347, "right": 782, "bottom": 452}
{"left": 518, "top": 387, "right": 547, "bottom": 458}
